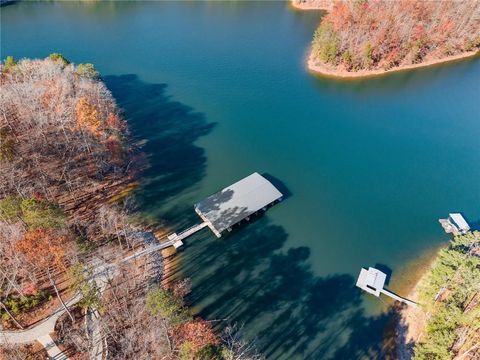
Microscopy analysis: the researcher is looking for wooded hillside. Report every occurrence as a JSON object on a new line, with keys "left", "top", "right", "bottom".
{"left": 0, "top": 55, "right": 140, "bottom": 358}
{"left": 309, "top": 0, "right": 480, "bottom": 74}
{"left": 413, "top": 232, "right": 480, "bottom": 360}
{"left": 0, "top": 56, "right": 262, "bottom": 360}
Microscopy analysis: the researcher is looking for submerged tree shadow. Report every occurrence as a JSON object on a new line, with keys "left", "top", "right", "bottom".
{"left": 174, "top": 217, "right": 414, "bottom": 359}
{"left": 104, "top": 74, "right": 215, "bottom": 226}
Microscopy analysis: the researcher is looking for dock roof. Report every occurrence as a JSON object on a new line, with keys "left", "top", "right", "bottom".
{"left": 194, "top": 172, "right": 282, "bottom": 236}
{"left": 356, "top": 267, "right": 387, "bottom": 297}
{"left": 449, "top": 213, "right": 470, "bottom": 231}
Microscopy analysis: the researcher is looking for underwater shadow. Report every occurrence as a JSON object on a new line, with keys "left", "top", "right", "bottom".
{"left": 0, "top": 0, "right": 16, "bottom": 7}
{"left": 104, "top": 74, "right": 215, "bottom": 225}
{"left": 262, "top": 173, "right": 292, "bottom": 200}
{"left": 178, "top": 217, "right": 407, "bottom": 359}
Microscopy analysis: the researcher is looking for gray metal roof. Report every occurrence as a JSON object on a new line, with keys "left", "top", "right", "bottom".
{"left": 449, "top": 213, "right": 470, "bottom": 231}
{"left": 195, "top": 172, "right": 282, "bottom": 234}
{"left": 356, "top": 267, "right": 386, "bottom": 297}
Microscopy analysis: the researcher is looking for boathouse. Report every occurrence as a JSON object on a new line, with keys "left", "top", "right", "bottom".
{"left": 194, "top": 172, "right": 283, "bottom": 237}
{"left": 439, "top": 213, "right": 470, "bottom": 235}
{"left": 356, "top": 267, "right": 386, "bottom": 297}
{"left": 356, "top": 267, "right": 417, "bottom": 306}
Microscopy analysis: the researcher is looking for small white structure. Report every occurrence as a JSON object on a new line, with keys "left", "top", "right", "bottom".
{"left": 356, "top": 267, "right": 416, "bottom": 306}
{"left": 166, "top": 233, "right": 183, "bottom": 249}
{"left": 173, "top": 240, "right": 183, "bottom": 249}
{"left": 356, "top": 267, "right": 386, "bottom": 297}
{"left": 439, "top": 213, "right": 470, "bottom": 235}
{"left": 448, "top": 213, "right": 470, "bottom": 234}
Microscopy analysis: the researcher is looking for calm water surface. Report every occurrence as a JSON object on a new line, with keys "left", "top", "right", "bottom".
{"left": 2, "top": 1, "right": 480, "bottom": 359}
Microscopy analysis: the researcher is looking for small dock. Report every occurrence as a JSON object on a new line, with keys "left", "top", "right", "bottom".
{"left": 439, "top": 213, "right": 470, "bottom": 236}
{"left": 356, "top": 267, "right": 417, "bottom": 306}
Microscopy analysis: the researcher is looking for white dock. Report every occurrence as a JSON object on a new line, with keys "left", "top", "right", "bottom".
{"left": 123, "top": 173, "right": 284, "bottom": 262}
{"left": 356, "top": 267, "right": 417, "bottom": 306}
{"left": 439, "top": 213, "right": 470, "bottom": 236}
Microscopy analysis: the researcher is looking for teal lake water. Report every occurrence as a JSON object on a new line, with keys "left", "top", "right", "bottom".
{"left": 2, "top": 1, "right": 480, "bottom": 358}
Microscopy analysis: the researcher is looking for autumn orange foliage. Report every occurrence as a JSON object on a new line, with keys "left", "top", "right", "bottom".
{"left": 174, "top": 319, "right": 220, "bottom": 353}
{"left": 15, "top": 228, "right": 69, "bottom": 272}
{"left": 75, "top": 96, "right": 101, "bottom": 134}
{"left": 311, "top": 0, "right": 480, "bottom": 72}
{"left": 106, "top": 112, "right": 126, "bottom": 132}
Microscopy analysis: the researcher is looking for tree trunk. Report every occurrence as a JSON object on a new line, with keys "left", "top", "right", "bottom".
{"left": 47, "top": 268, "right": 75, "bottom": 322}
{"left": 162, "top": 320, "right": 173, "bottom": 354}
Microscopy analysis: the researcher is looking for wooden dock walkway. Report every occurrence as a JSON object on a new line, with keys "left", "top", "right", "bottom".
{"left": 120, "top": 222, "right": 208, "bottom": 264}
{"left": 381, "top": 288, "right": 417, "bottom": 306}
{"left": 169, "top": 222, "right": 209, "bottom": 241}
{"left": 439, "top": 218, "right": 459, "bottom": 235}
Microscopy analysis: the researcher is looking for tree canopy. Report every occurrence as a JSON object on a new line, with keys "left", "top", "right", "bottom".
{"left": 146, "top": 287, "right": 192, "bottom": 325}
{"left": 76, "top": 63, "right": 99, "bottom": 80}
{"left": 311, "top": 1, "right": 480, "bottom": 72}
{"left": 414, "top": 232, "right": 480, "bottom": 360}
{"left": 0, "top": 196, "right": 66, "bottom": 229}
{"left": 48, "top": 53, "right": 70, "bottom": 66}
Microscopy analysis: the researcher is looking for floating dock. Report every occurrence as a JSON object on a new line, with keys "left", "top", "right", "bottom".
{"left": 194, "top": 172, "right": 283, "bottom": 237}
{"left": 439, "top": 213, "right": 470, "bottom": 236}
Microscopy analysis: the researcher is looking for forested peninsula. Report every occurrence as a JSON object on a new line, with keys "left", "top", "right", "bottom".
{"left": 293, "top": 0, "right": 480, "bottom": 78}
{"left": 400, "top": 232, "right": 480, "bottom": 360}
{"left": 0, "top": 56, "right": 260, "bottom": 360}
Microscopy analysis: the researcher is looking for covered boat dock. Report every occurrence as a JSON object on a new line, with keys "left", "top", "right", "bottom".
{"left": 439, "top": 213, "right": 471, "bottom": 236}
{"left": 194, "top": 172, "right": 283, "bottom": 237}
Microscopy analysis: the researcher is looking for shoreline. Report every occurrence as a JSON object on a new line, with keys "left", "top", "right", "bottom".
{"left": 396, "top": 279, "right": 426, "bottom": 360}
{"left": 307, "top": 50, "right": 480, "bottom": 79}
{"left": 395, "top": 259, "right": 436, "bottom": 360}
{"left": 289, "top": 0, "right": 331, "bottom": 11}
{"left": 291, "top": 0, "right": 480, "bottom": 79}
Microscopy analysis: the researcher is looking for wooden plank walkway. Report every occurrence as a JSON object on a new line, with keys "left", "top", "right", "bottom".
{"left": 120, "top": 222, "right": 208, "bottom": 264}
{"left": 381, "top": 288, "right": 417, "bottom": 306}
{"left": 439, "top": 218, "right": 460, "bottom": 236}
{"left": 170, "top": 222, "right": 208, "bottom": 241}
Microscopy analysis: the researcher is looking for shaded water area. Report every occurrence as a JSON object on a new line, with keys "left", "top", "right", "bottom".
{"left": 2, "top": 1, "right": 480, "bottom": 359}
